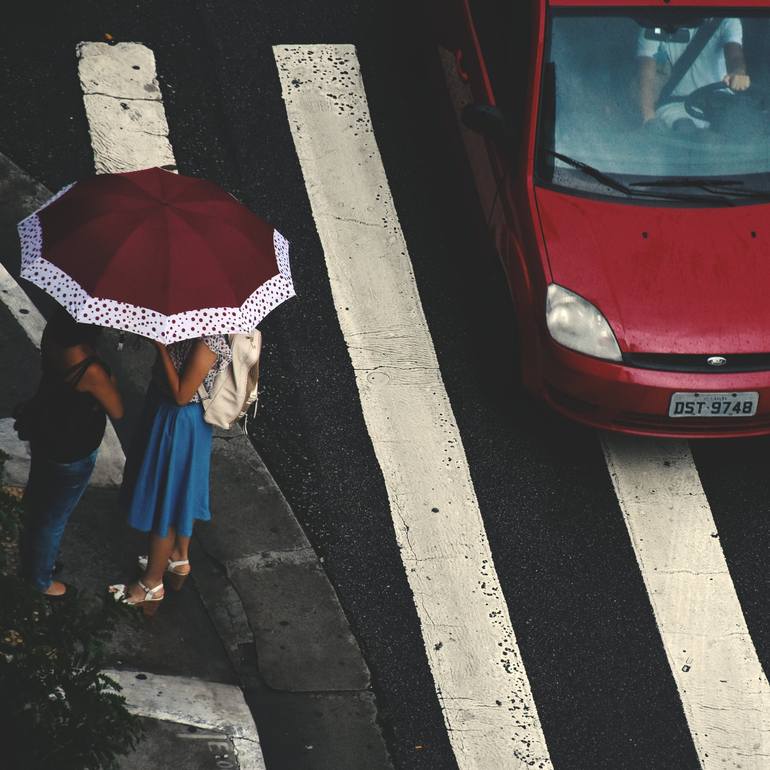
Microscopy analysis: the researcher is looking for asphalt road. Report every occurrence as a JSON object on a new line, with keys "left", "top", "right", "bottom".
{"left": 3, "top": 3, "right": 770, "bottom": 770}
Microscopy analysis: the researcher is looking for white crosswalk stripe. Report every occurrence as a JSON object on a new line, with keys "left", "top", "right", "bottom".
{"left": 274, "top": 43, "right": 552, "bottom": 770}
{"left": 77, "top": 42, "right": 176, "bottom": 174}
{"left": 602, "top": 435, "right": 770, "bottom": 768}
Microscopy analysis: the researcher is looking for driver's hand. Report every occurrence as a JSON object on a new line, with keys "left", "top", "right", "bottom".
{"left": 723, "top": 73, "right": 751, "bottom": 91}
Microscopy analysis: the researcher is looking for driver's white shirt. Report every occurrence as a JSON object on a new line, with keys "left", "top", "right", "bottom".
{"left": 637, "top": 18, "right": 743, "bottom": 96}
{"left": 637, "top": 18, "right": 743, "bottom": 126}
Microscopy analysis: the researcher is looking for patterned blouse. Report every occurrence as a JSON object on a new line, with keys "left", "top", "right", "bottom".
{"left": 166, "top": 335, "right": 232, "bottom": 404}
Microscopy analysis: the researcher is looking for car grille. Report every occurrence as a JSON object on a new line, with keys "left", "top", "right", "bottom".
{"left": 622, "top": 353, "right": 770, "bottom": 374}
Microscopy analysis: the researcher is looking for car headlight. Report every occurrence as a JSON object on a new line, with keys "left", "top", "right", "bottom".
{"left": 546, "top": 284, "right": 622, "bottom": 362}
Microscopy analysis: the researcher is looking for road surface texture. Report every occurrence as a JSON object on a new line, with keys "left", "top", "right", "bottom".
{"left": 2, "top": 2, "right": 770, "bottom": 769}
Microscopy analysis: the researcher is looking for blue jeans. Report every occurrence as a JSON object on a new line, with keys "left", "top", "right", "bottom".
{"left": 20, "top": 447, "right": 98, "bottom": 592}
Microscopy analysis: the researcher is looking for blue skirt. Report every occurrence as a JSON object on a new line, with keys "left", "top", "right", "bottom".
{"left": 121, "top": 386, "right": 213, "bottom": 537}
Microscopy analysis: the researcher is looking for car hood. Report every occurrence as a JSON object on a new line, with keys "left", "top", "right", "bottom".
{"left": 535, "top": 187, "right": 770, "bottom": 354}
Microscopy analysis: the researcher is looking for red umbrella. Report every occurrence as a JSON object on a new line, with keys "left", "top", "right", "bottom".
{"left": 18, "top": 167, "right": 294, "bottom": 343}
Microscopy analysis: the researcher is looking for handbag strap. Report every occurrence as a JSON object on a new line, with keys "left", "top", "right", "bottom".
{"left": 657, "top": 18, "right": 722, "bottom": 107}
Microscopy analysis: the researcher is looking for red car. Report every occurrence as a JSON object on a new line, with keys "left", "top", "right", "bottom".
{"left": 434, "top": 0, "right": 770, "bottom": 437}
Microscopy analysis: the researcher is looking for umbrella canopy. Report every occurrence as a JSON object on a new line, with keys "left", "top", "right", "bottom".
{"left": 18, "top": 167, "right": 295, "bottom": 343}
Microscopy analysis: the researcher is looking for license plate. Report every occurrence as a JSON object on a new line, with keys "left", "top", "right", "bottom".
{"left": 669, "top": 391, "right": 759, "bottom": 418}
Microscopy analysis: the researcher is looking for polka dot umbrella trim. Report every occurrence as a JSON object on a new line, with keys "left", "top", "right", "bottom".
{"left": 17, "top": 167, "right": 295, "bottom": 343}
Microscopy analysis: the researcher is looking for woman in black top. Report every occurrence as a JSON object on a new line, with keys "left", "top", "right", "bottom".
{"left": 19, "top": 307, "right": 123, "bottom": 597}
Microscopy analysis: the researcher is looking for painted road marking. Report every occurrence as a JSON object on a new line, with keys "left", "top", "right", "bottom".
{"left": 77, "top": 42, "right": 175, "bottom": 173}
{"left": 602, "top": 435, "right": 770, "bottom": 768}
{"left": 103, "top": 670, "right": 265, "bottom": 770}
{"left": 0, "top": 418, "right": 32, "bottom": 487}
{"left": 0, "top": 263, "right": 46, "bottom": 343}
{"left": 274, "top": 44, "right": 551, "bottom": 769}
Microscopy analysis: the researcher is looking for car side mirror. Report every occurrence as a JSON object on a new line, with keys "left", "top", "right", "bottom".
{"left": 461, "top": 104, "right": 512, "bottom": 145}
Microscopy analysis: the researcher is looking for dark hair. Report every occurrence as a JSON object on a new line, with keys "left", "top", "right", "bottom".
{"left": 46, "top": 306, "right": 101, "bottom": 348}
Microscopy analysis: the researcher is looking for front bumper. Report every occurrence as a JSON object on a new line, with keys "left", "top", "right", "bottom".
{"left": 541, "top": 343, "right": 770, "bottom": 438}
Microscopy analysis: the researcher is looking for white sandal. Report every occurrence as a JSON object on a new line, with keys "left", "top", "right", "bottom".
{"left": 137, "top": 555, "right": 190, "bottom": 591}
{"left": 108, "top": 580, "right": 164, "bottom": 617}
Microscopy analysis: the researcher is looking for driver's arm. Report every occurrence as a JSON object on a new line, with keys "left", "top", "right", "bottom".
{"left": 638, "top": 56, "right": 658, "bottom": 123}
{"left": 724, "top": 42, "right": 750, "bottom": 91}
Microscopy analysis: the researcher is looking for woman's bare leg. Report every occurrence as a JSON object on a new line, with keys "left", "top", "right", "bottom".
{"left": 124, "top": 527, "right": 174, "bottom": 602}
{"left": 144, "top": 526, "right": 176, "bottom": 585}
{"left": 170, "top": 532, "right": 191, "bottom": 574}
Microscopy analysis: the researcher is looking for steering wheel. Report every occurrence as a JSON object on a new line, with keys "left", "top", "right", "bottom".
{"left": 684, "top": 80, "right": 770, "bottom": 125}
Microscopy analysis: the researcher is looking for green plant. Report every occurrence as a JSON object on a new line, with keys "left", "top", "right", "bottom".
{"left": 0, "top": 578, "right": 144, "bottom": 769}
{"left": 0, "top": 454, "right": 144, "bottom": 769}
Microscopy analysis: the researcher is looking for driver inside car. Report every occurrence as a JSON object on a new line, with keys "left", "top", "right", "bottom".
{"left": 638, "top": 18, "right": 750, "bottom": 131}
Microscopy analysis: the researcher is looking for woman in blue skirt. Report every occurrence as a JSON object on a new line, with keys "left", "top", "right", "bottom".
{"left": 109, "top": 335, "right": 231, "bottom": 615}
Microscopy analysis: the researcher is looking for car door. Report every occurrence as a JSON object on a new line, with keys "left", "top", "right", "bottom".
{"left": 461, "top": 0, "right": 535, "bottom": 229}
{"left": 435, "top": 0, "right": 544, "bottom": 382}
{"left": 433, "top": 0, "right": 504, "bottom": 231}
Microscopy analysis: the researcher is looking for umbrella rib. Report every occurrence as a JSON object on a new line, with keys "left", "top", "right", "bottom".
{"left": 163, "top": 200, "right": 268, "bottom": 230}
{"left": 166, "top": 211, "right": 244, "bottom": 306}
{"left": 41, "top": 206, "right": 152, "bottom": 237}
{"left": 38, "top": 209, "right": 157, "bottom": 285}
{"left": 171, "top": 206, "right": 275, "bottom": 256}
{"left": 168, "top": 209, "right": 273, "bottom": 299}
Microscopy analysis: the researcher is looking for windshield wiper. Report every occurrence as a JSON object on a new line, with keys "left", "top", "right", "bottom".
{"left": 632, "top": 177, "right": 770, "bottom": 201}
{"left": 543, "top": 150, "right": 734, "bottom": 205}
{"left": 631, "top": 178, "right": 744, "bottom": 188}
{"left": 544, "top": 150, "right": 633, "bottom": 195}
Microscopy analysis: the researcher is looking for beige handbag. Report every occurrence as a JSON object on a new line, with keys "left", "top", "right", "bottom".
{"left": 197, "top": 330, "right": 262, "bottom": 430}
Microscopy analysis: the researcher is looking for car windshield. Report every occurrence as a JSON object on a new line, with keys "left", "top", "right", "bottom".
{"left": 538, "top": 10, "right": 770, "bottom": 200}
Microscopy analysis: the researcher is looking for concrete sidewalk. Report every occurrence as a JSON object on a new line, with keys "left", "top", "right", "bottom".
{"left": 0, "top": 152, "right": 393, "bottom": 769}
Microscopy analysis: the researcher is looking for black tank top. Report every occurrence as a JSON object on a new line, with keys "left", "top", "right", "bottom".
{"left": 36, "top": 351, "right": 109, "bottom": 463}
